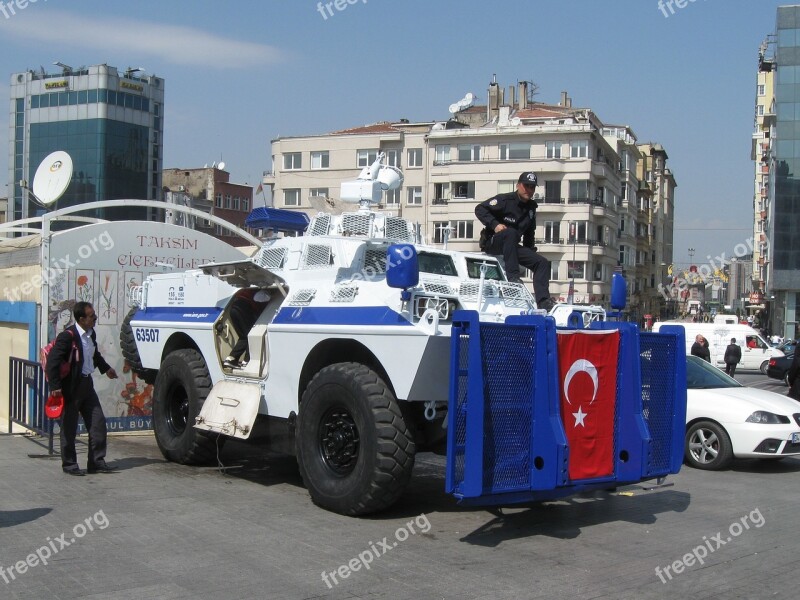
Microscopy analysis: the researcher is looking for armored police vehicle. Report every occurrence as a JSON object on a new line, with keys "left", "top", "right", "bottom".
{"left": 123, "top": 155, "right": 687, "bottom": 515}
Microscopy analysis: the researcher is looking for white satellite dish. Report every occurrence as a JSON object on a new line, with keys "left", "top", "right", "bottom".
{"left": 218, "top": 161, "right": 226, "bottom": 171}
{"left": 449, "top": 92, "right": 476, "bottom": 114}
{"left": 32, "top": 151, "right": 73, "bottom": 206}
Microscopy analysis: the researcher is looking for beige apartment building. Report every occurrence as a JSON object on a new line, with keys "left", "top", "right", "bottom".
{"left": 263, "top": 80, "right": 675, "bottom": 319}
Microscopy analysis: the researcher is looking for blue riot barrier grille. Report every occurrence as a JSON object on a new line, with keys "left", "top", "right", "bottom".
{"left": 479, "top": 324, "right": 536, "bottom": 493}
{"left": 639, "top": 332, "right": 680, "bottom": 474}
{"left": 452, "top": 333, "right": 469, "bottom": 490}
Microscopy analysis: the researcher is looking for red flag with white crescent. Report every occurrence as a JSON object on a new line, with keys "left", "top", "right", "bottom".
{"left": 557, "top": 330, "right": 620, "bottom": 480}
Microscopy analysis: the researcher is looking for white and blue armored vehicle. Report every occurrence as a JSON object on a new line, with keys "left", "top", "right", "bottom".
{"left": 123, "top": 155, "right": 686, "bottom": 515}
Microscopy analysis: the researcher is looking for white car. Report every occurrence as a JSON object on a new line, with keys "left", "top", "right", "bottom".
{"left": 685, "top": 355, "right": 800, "bottom": 469}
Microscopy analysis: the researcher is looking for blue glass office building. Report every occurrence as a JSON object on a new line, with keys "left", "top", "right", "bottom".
{"left": 773, "top": 5, "right": 800, "bottom": 338}
{"left": 8, "top": 64, "right": 164, "bottom": 221}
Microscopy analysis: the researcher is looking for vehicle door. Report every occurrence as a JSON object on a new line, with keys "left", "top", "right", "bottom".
{"left": 742, "top": 334, "right": 769, "bottom": 369}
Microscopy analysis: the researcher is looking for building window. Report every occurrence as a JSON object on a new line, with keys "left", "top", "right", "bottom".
{"left": 386, "top": 149, "right": 401, "bottom": 167}
{"left": 224, "top": 195, "right": 232, "bottom": 209}
{"left": 569, "top": 180, "right": 589, "bottom": 201}
{"left": 309, "top": 187, "right": 328, "bottom": 198}
{"left": 498, "top": 180, "right": 515, "bottom": 194}
{"left": 452, "top": 181, "right": 475, "bottom": 199}
{"left": 567, "top": 261, "right": 585, "bottom": 279}
{"left": 215, "top": 193, "right": 222, "bottom": 208}
{"left": 385, "top": 188, "right": 400, "bottom": 206}
{"left": 570, "top": 140, "right": 588, "bottom": 158}
{"left": 233, "top": 196, "right": 241, "bottom": 210}
{"left": 434, "top": 145, "right": 451, "bottom": 163}
{"left": 544, "top": 180, "right": 562, "bottom": 203}
{"left": 283, "top": 152, "right": 302, "bottom": 170}
{"left": 433, "top": 222, "right": 450, "bottom": 244}
{"left": 546, "top": 141, "right": 562, "bottom": 159}
{"left": 284, "top": 188, "right": 300, "bottom": 207}
{"left": 357, "top": 149, "right": 378, "bottom": 167}
{"left": 407, "top": 186, "right": 423, "bottom": 205}
{"left": 499, "top": 143, "right": 530, "bottom": 160}
{"left": 593, "top": 264, "right": 604, "bottom": 281}
{"left": 619, "top": 244, "right": 628, "bottom": 266}
{"left": 311, "top": 151, "right": 329, "bottom": 169}
{"left": 458, "top": 144, "right": 482, "bottom": 161}
{"left": 434, "top": 182, "right": 450, "bottom": 201}
{"left": 757, "top": 104, "right": 765, "bottom": 116}
{"left": 407, "top": 148, "right": 423, "bottom": 167}
{"left": 544, "top": 221, "right": 561, "bottom": 243}
{"left": 758, "top": 84, "right": 766, "bottom": 96}
{"left": 451, "top": 220, "right": 474, "bottom": 239}
{"left": 551, "top": 262, "right": 560, "bottom": 280}
{"left": 242, "top": 198, "right": 250, "bottom": 211}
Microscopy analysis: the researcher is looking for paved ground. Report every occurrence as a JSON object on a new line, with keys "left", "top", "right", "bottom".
{"left": 1, "top": 375, "right": 798, "bottom": 599}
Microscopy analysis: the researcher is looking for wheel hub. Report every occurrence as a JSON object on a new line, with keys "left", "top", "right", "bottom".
{"left": 319, "top": 408, "right": 359, "bottom": 475}
{"left": 166, "top": 386, "right": 189, "bottom": 436}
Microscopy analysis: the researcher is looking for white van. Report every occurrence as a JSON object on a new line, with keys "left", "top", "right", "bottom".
{"left": 652, "top": 321, "right": 785, "bottom": 373}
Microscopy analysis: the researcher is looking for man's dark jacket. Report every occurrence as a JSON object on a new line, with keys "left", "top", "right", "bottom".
{"left": 475, "top": 191, "right": 537, "bottom": 249}
{"left": 45, "top": 325, "right": 111, "bottom": 394}
{"left": 691, "top": 341, "right": 710, "bottom": 362}
{"left": 724, "top": 343, "right": 742, "bottom": 365}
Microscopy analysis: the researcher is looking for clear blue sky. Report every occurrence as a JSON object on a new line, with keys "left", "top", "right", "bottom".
{"left": 0, "top": 0, "right": 787, "bottom": 268}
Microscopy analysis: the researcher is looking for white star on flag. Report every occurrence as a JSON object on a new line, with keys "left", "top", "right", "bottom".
{"left": 573, "top": 405, "right": 587, "bottom": 427}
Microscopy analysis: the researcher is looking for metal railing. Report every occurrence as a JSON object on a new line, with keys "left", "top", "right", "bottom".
{"left": 8, "top": 357, "right": 56, "bottom": 454}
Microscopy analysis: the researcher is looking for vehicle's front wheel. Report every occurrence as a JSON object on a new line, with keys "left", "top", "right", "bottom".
{"left": 119, "top": 307, "right": 157, "bottom": 384}
{"left": 153, "top": 349, "right": 222, "bottom": 464}
{"left": 685, "top": 420, "right": 733, "bottom": 470}
{"left": 296, "top": 363, "right": 415, "bottom": 515}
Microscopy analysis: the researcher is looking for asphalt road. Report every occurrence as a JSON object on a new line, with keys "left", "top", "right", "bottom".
{"left": 1, "top": 370, "right": 798, "bottom": 599}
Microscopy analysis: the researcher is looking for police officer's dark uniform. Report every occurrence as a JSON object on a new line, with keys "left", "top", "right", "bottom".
{"left": 475, "top": 172, "right": 554, "bottom": 309}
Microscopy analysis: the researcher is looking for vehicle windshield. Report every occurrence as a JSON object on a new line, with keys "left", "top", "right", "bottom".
{"left": 686, "top": 355, "right": 742, "bottom": 389}
{"left": 417, "top": 252, "right": 458, "bottom": 277}
{"left": 465, "top": 258, "right": 504, "bottom": 280}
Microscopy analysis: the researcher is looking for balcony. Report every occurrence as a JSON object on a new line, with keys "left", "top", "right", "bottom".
{"left": 431, "top": 198, "right": 449, "bottom": 205}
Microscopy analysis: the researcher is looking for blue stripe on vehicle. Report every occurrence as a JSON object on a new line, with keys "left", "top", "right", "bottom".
{"left": 273, "top": 306, "right": 412, "bottom": 326}
{"left": 134, "top": 307, "right": 222, "bottom": 323}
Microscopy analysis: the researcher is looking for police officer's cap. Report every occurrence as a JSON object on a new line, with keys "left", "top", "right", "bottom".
{"left": 518, "top": 172, "right": 538, "bottom": 186}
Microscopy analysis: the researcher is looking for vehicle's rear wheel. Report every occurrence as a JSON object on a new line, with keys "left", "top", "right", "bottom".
{"left": 785, "top": 372, "right": 791, "bottom": 387}
{"left": 296, "top": 362, "right": 415, "bottom": 515}
{"left": 760, "top": 360, "right": 770, "bottom": 375}
{"left": 685, "top": 420, "right": 732, "bottom": 470}
{"left": 120, "top": 307, "right": 157, "bottom": 384}
{"left": 153, "top": 349, "right": 223, "bottom": 464}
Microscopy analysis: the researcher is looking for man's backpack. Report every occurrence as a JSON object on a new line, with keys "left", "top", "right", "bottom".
{"left": 40, "top": 329, "right": 78, "bottom": 383}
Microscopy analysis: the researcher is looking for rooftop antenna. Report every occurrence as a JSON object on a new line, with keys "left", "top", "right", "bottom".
{"left": 53, "top": 61, "right": 72, "bottom": 74}
{"left": 21, "top": 150, "right": 74, "bottom": 208}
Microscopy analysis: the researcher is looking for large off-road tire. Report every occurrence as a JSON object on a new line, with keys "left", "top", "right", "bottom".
{"left": 296, "top": 363, "right": 415, "bottom": 516}
{"left": 153, "top": 349, "right": 223, "bottom": 464}
{"left": 685, "top": 420, "right": 733, "bottom": 470}
{"left": 120, "top": 307, "right": 157, "bottom": 385}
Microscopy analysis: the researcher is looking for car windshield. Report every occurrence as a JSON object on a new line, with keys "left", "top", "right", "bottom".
{"left": 686, "top": 355, "right": 743, "bottom": 389}
{"left": 465, "top": 258, "right": 504, "bottom": 280}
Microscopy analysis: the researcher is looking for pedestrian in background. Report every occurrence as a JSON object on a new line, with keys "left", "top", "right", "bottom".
{"left": 691, "top": 334, "right": 710, "bottom": 362}
{"left": 45, "top": 301, "right": 119, "bottom": 476}
{"left": 724, "top": 337, "right": 741, "bottom": 377}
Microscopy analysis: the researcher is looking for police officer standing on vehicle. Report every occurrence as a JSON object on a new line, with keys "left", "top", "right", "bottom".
{"left": 475, "top": 172, "right": 555, "bottom": 310}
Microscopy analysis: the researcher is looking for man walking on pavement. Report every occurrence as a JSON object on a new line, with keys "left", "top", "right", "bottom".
{"left": 724, "top": 337, "right": 742, "bottom": 377}
{"left": 46, "top": 301, "right": 119, "bottom": 476}
{"left": 475, "top": 172, "right": 555, "bottom": 311}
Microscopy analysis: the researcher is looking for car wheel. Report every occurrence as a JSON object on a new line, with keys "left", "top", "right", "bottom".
{"left": 685, "top": 420, "right": 733, "bottom": 470}
{"left": 153, "top": 348, "right": 223, "bottom": 464}
{"left": 785, "top": 372, "right": 791, "bottom": 387}
{"left": 760, "top": 360, "right": 769, "bottom": 375}
{"left": 296, "top": 362, "right": 415, "bottom": 516}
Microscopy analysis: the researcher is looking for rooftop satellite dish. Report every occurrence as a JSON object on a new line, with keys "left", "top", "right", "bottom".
{"left": 218, "top": 161, "right": 226, "bottom": 171}
{"left": 448, "top": 92, "right": 476, "bottom": 114}
{"left": 32, "top": 151, "right": 73, "bottom": 206}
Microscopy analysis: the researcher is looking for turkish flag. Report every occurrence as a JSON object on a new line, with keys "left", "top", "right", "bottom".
{"left": 557, "top": 330, "right": 620, "bottom": 480}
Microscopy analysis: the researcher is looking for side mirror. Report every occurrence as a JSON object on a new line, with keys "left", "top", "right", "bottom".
{"left": 386, "top": 244, "right": 419, "bottom": 289}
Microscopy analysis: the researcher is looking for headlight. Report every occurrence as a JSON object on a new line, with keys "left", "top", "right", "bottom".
{"left": 414, "top": 296, "right": 457, "bottom": 321}
{"left": 745, "top": 411, "right": 790, "bottom": 424}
